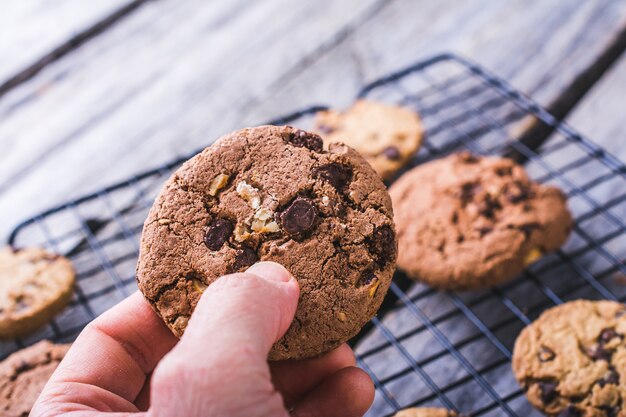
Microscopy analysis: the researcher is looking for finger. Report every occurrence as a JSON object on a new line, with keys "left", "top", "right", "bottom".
{"left": 178, "top": 261, "right": 299, "bottom": 361}
{"left": 271, "top": 344, "right": 356, "bottom": 405}
{"left": 291, "top": 367, "right": 375, "bottom": 417}
{"left": 47, "top": 292, "right": 177, "bottom": 403}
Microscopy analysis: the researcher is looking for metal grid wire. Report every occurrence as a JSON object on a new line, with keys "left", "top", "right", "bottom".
{"left": 5, "top": 54, "right": 626, "bottom": 416}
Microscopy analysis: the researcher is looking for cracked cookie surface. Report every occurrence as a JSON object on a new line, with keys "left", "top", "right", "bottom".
{"left": 315, "top": 100, "right": 423, "bottom": 181}
{"left": 0, "top": 247, "right": 75, "bottom": 339}
{"left": 512, "top": 300, "right": 626, "bottom": 417}
{"left": 394, "top": 407, "right": 460, "bottom": 417}
{"left": 389, "top": 152, "right": 572, "bottom": 290}
{"left": 136, "top": 125, "right": 397, "bottom": 360}
{"left": 1, "top": 340, "right": 70, "bottom": 417}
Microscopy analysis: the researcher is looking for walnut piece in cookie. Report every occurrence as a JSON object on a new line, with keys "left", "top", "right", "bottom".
{"left": 0, "top": 247, "right": 75, "bottom": 339}
{"left": 315, "top": 100, "right": 424, "bottom": 181}
{"left": 0, "top": 340, "right": 70, "bottom": 417}
{"left": 389, "top": 152, "right": 572, "bottom": 290}
{"left": 512, "top": 300, "right": 626, "bottom": 417}
{"left": 136, "top": 125, "right": 397, "bottom": 360}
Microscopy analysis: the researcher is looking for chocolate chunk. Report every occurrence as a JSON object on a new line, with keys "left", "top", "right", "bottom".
{"left": 556, "top": 406, "right": 581, "bottom": 417}
{"left": 315, "top": 163, "right": 353, "bottom": 191}
{"left": 538, "top": 346, "right": 556, "bottom": 362}
{"left": 538, "top": 381, "right": 558, "bottom": 404}
{"left": 204, "top": 218, "right": 234, "bottom": 251}
{"left": 280, "top": 197, "right": 317, "bottom": 236}
{"left": 232, "top": 247, "right": 258, "bottom": 272}
{"left": 367, "top": 224, "right": 396, "bottom": 264}
{"left": 286, "top": 129, "right": 323, "bottom": 152}
{"left": 382, "top": 146, "right": 401, "bottom": 161}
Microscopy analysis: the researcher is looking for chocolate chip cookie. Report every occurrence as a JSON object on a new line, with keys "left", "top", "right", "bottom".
{"left": 513, "top": 300, "right": 626, "bottom": 417}
{"left": 315, "top": 100, "right": 424, "bottom": 180}
{"left": 137, "top": 126, "right": 397, "bottom": 360}
{"left": 394, "top": 408, "right": 461, "bottom": 417}
{"left": 389, "top": 152, "right": 572, "bottom": 290}
{"left": 1, "top": 340, "right": 70, "bottom": 417}
{"left": 0, "top": 247, "right": 75, "bottom": 339}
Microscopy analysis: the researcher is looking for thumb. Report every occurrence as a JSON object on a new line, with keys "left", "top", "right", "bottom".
{"left": 183, "top": 261, "right": 300, "bottom": 360}
{"left": 149, "top": 262, "right": 299, "bottom": 417}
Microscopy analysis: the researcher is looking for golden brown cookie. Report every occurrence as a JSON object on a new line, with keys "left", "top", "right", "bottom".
{"left": 0, "top": 340, "right": 70, "bottom": 417}
{"left": 0, "top": 247, "right": 75, "bottom": 339}
{"left": 394, "top": 407, "right": 460, "bottom": 417}
{"left": 389, "top": 152, "right": 572, "bottom": 290}
{"left": 512, "top": 300, "right": 626, "bottom": 417}
{"left": 136, "top": 126, "right": 397, "bottom": 360}
{"left": 315, "top": 99, "right": 423, "bottom": 180}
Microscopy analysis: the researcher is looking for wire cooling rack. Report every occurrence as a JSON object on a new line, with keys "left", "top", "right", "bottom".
{"left": 6, "top": 54, "right": 626, "bottom": 417}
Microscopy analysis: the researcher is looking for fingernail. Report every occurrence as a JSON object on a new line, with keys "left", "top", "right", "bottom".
{"left": 246, "top": 261, "right": 293, "bottom": 283}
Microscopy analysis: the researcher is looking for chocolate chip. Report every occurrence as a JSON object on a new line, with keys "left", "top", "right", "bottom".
{"left": 587, "top": 344, "right": 613, "bottom": 361}
{"left": 317, "top": 124, "right": 334, "bottom": 134}
{"left": 458, "top": 182, "right": 481, "bottom": 202}
{"left": 286, "top": 129, "right": 323, "bottom": 152}
{"left": 505, "top": 181, "right": 530, "bottom": 203}
{"left": 280, "top": 197, "right": 317, "bottom": 236}
{"left": 556, "top": 406, "right": 581, "bottom": 417}
{"left": 477, "top": 194, "right": 501, "bottom": 218}
{"left": 518, "top": 222, "right": 541, "bottom": 238}
{"left": 315, "top": 163, "right": 353, "bottom": 191}
{"left": 459, "top": 152, "right": 479, "bottom": 163}
{"left": 538, "top": 346, "right": 556, "bottom": 362}
{"left": 477, "top": 226, "right": 493, "bottom": 237}
{"left": 382, "top": 146, "right": 401, "bottom": 161}
{"left": 232, "top": 246, "right": 258, "bottom": 272}
{"left": 367, "top": 224, "right": 396, "bottom": 264}
{"left": 495, "top": 166, "right": 512, "bottom": 176}
{"left": 360, "top": 271, "right": 377, "bottom": 286}
{"left": 601, "top": 406, "right": 620, "bottom": 417}
{"left": 204, "top": 218, "right": 234, "bottom": 251}
{"left": 538, "top": 381, "right": 558, "bottom": 404}
{"left": 599, "top": 328, "right": 620, "bottom": 344}
{"left": 597, "top": 369, "right": 620, "bottom": 387}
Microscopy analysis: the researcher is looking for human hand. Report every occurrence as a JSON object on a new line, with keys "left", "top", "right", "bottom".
{"left": 32, "top": 262, "right": 374, "bottom": 417}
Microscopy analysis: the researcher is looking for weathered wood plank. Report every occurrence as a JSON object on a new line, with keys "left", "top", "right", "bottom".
{"left": 0, "top": 0, "right": 140, "bottom": 87}
{"left": 565, "top": 52, "right": 626, "bottom": 160}
{"left": 1, "top": 0, "right": 625, "bottom": 243}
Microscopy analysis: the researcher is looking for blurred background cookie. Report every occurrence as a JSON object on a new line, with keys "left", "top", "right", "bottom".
{"left": 137, "top": 125, "right": 397, "bottom": 360}
{"left": 394, "top": 407, "right": 462, "bottom": 417}
{"left": 0, "top": 247, "right": 75, "bottom": 338}
{"left": 389, "top": 152, "right": 572, "bottom": 290}
{"left": 512, "top": 300, "right": 626, "bottom": 416}
{"left": 315, "top": 99, "right": 423, "bottom": 181}
{"left": 0, "top": 340, "right": 70, "bottom": 417}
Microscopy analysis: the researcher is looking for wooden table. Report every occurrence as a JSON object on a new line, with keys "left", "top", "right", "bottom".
{"left": 2, "top": 1, "right": 626, "bottom": 416}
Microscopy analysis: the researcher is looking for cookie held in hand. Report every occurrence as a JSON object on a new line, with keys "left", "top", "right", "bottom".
{"left": 137, "top": 125, "right": 397, "bottom": 360}
{"left": 389, "top": 152, "right": 571, "bottom": 290}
